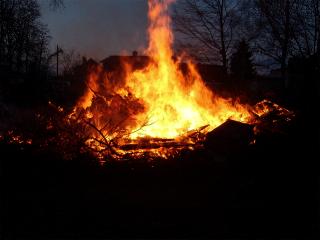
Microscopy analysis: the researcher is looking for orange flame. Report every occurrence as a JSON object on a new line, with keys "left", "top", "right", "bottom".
{"left": 0, "top": 1, "right": 294, "bottom": 161}
{"left": 118, "top": 0, "right": 250, "bottom": 139}
{"left": 74, "top": 0, "right": 251, "bottom": 145}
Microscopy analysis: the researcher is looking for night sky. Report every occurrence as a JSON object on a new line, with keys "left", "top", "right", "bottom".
{"left": 40, "top": 0, "right": 149, "bottom": 60}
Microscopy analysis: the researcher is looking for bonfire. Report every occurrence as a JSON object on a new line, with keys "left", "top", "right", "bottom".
{"left": 64, "top": 0, "right": 293, "bottom": 161}
{"left": 0, "top": 0, "right": 294, "bottom": 162}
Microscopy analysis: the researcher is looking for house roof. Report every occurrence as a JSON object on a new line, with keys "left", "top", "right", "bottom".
{"left": 100, "top": 55, "right": 150, "bottom": 71}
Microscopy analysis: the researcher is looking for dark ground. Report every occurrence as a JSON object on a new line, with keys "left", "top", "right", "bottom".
{"left": 0, "top": 107, "right": 319, "bottom": 239}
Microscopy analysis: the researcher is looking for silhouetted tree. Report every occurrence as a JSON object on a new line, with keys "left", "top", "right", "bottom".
{"left": 246, "top": 0, "right": 320, "bottom": 85}
{"left": 173, "top": 0, "right": 241, "bottom": 73}
{"left": 49, "top": 0, "right": 64, "bottom": 10}
{"left": 230, "top": 40, "right": 255, "bottom": 81}
{"left": 292, "top": 0, "right": 320, "bottom": 57}
{"left": 252, "top": 0, "right": 299, "bottom": 79}
{"left": 0, "top": 0, "right": 53, "bottom": 105}
{"left": 61, "top": 49, "right": 82, "bottom": 75}
{"left": 173, "top": 0, "right": 319, "bottom": 78}
{"left": 0, "top": 0, "right": 50, "bottom": 72}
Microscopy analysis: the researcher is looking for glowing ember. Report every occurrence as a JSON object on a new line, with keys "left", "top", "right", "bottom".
{"left": 1, "top": 131, "right": 33, "bottom": 145}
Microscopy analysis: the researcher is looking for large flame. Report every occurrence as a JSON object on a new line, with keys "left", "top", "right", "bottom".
{"left": 118, "top": 0, "right": 250, "bottom": 139}
{"left": 0, "top": 0, "right": 295, "bottom": 162}
{"left": 75, "top": 0, "right": 251, "bottom": 144}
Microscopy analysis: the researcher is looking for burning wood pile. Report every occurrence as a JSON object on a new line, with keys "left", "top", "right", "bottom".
{"left": 61, "top": 0, "right": 294, "bottom": 162}
{"left": 0, "top": 0, "right": 294, "bottom": 164}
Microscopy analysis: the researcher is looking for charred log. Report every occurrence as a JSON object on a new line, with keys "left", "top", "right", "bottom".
{"left": 204, "top": 119, "right": 254, "bottom": 153}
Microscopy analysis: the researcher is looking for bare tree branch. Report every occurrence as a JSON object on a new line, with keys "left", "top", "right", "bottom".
{"left": 173, "top": 0, "right": 241, "bottom": 72}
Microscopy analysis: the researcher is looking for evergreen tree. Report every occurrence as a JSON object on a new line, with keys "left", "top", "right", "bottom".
{"left": 230, "top": 40, "right": 255, "bottom": 81}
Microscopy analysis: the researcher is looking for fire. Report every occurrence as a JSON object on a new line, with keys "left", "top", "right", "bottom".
{"left": 121, "top": 0, "right": 250, "bottom": 139}
{"left": 75, "top": 0, "right": 251, "bottom": 144}
{"left": 0, "top": 0, "right": 295, "bottom": 162}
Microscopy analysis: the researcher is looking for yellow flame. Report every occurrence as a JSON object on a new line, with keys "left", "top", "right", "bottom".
{"left": 75, "top": 0, "right": 251, "bottom": 142}
{"left": 120, "top": 0, "right": 250, "bottom": 139}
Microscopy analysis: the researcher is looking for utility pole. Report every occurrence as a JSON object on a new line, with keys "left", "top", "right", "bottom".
{"left": 47, "top": 44, "right": 63, "bottom": 80}
{"left": 56, "top": 45, "right": 59, "bottom": 77}
{"left": 55, "top": 44, "right": 63, "bottom": 78}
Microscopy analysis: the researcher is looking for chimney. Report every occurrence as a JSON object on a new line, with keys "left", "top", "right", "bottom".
{"left": 132, "top": 51, "right": 138, "bottom": 57}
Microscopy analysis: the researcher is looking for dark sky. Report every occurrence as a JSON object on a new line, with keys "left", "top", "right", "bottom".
{"left": 40, "top": 0, "right": 149, "bottom": 60}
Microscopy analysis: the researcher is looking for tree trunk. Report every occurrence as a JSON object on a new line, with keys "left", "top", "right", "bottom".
{"left": 316, "top": 0, "right": 320, "bottom": 56}
{"left": 0, "top": 0, "right": 4, "bottom": 64}
{"left": 219, "top": 0, "right": 228, "bottom": 74}
{"left": 38, "top": 40, "right": 44, "bottom": 68}
{"left": 282, "top": 0, "right": 290, "bottom": 88}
